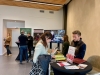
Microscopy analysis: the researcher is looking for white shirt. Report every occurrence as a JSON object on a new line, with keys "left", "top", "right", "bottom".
{"left": 33, "top": 40, "right": 48, "bottom": 63}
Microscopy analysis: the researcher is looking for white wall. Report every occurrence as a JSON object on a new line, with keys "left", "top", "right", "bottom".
{"left": 0, "top": 20, "right": 7, "bottom": 55}
{"left": 67, "top": 0, "right": 100, "bottom": 59}
{"left": 0, "top": 16, "right": 3, "bottom": 55}
{"left": 6, "top": 21, "right": 25, "bottom": 47}
{"left": 12, "top": 29, "right": 20, "bottom": 47}
{"left": 0, "top": 5, "right": 64, "bottom": 55}
{"left": 0, "top": 5, "right": 63, "bottom": 29}
{"left": 7, "top": 21, "right": 25, "bottom": 28}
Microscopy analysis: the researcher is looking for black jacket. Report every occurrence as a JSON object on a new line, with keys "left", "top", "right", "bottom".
{"left": 62, "top": 41, "right": 70, "bottom": 57}
{"left": 71, "top": 39, "right": 86, "bottom": 59}
{"left": 27, "top": 36, "right": 33, "bottom": 46}
{"left": 18, "top": 34, "right": 28, "bottom": 46}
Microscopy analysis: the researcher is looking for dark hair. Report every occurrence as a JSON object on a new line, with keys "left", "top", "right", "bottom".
{"left": 63, "top": 35, "right": 69, "bottom": 43}
{"left": 40, "top": 31, "right": 52, "bottom": 48}
{"left": 72, "top": 30, "right": 81, "bottom": 36}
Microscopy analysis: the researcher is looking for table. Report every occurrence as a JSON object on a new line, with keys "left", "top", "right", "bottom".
{"left": 50, "top": 61, "right": 92, "bottom": 75}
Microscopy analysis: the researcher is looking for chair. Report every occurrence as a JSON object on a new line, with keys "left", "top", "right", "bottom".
{"left": 87, "top": 55, "right": 100, "bottom": 75}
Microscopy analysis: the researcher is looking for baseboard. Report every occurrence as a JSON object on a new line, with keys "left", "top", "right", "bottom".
{"left": 11, "top": 46, "right": 17, "bottom": 47}
{"left": 3, "top": 51, "right": 7, "bottom": 55}
{"left": 0, "top": 51, "right": 6, "bottom": 55}
{"left": 10, "top": 47, "right": 18, "bottom": 48}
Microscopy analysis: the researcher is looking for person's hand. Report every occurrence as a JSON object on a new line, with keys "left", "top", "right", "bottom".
{"left": 51, "top": 49, "right": 55, "bottom": 53}
{"left": 66, "top": 54, "right": 68, "bottom": 57}
{"left": 52, "top": 55, "right": 55, "bottom": 59}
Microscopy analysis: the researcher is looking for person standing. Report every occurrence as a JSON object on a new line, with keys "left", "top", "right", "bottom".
{"left": 29, "top": 31, "right": 52, "bottom": 75}
{"left": 27, "top": 33, "right": 33, "bottom": 58}
{"left": 4, "top": 33, "right": 12, "bottom": 56}
{"left": 70, "top": 30, "right": 86, "bottom": 59}
{"left": 62, "top": 35, "right": 70, "bottom": 57}
{"left": 18, "top": 31, "right": 28, "bottom": 64}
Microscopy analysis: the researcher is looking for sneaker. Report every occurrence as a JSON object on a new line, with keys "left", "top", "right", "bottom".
{"left": 8, "top": 54, "right": 12, "bottom": 56}
{"left": 26, "top": 60, "right": 29, "bottom": 63}
{"left": 29, "top": 59, "right": 33, "bottom": 63}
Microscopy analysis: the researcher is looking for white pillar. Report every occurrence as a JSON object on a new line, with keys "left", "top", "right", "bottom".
{"left": 0, "top": 17, "right": 3, "bottom": 55}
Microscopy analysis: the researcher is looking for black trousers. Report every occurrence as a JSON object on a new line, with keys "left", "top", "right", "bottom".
{"left": 28, "top": 46, "right": 32, "bottom": 57}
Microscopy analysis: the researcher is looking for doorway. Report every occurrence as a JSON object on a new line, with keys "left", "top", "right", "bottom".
{"left": 3, "top": 19, "right": 25, "bottom": 47}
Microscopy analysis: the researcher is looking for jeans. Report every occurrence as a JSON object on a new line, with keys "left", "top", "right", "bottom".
{"left": 5, "top": 45, "right": 12, "bottom": 55}
{"left": 38, "top": 55, "right": 51, "bottom": 75}
{"left": 20, "top": 45, "right": 28, "bottom": 63}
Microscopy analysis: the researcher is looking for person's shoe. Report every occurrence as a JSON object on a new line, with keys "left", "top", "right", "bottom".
{"left": 20, "top": 62, "right": 22, "bottom": 64}
{"left": 26, "top": 60, "right": 29, "bottom": 63}
{"left": 29, "top": 59, "right": 33, "bottom": 63}
{"left": 8, "top": 54, "right": 12, "bottom": 56}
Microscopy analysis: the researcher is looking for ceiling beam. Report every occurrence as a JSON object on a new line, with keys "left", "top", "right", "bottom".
{"left": 0, "top": 0, "right": 62, "bottom": 11}
{"left": 31, "top": 0, "right": 67, "bottom": 5}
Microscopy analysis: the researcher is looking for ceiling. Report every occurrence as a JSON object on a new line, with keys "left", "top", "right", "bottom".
{"left": 0, "top": 0, "right": 70, "bottom": 11}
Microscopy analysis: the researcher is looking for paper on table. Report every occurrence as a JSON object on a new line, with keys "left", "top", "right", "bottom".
{"left": 78, "top": 64, "right": 88, "bottom": 69}
{"left": 73, "top": 58, "right": 86, "bottom": 64}
{"left": 55, "top": 55, "right": 66, "bottom": 61}
{"left": 64, "top": 65, "right": 79, "bottom": 69}
{"left": 57, "top": 62, "right": 70, "bottom": 67}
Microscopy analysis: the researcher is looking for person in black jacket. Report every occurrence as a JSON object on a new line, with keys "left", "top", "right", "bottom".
{"left": 70, "top": 30, "right": 86, "bottom": 59}
{"left": 27, "top": 33, "right": 33, "bottom": 58}
{"left": 18, "top": 30, "right": 28, "bottom": 64}
{"left": 62, "top": 35, "right": 70, "bottom": 57}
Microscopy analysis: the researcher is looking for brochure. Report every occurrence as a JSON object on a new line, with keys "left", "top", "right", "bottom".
{"left": 64, "top": 65, "right": 79, "bottom": 69}
{"left": 73, "top": 58, "right": 86, "bottom": 64}
{"left": 67, "top": 46, "right": 75, "bottom": 63}
{"left": 57, "top": 62, "right": 70, "bottom": 67}
{"left": 78, "top": 64, "right": 88, "bottom": 69}
{"left": 55, "top": 55, "right": 66, "bottom": 61}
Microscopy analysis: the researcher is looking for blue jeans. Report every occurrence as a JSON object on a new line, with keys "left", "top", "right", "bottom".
{"left": 38, "top": 55, "right": 51, "bottom": 75}
{"left": 5, "top": 45, "right": 12, "bottom": 55}
{"left": 20, "top": 45, "right": 28, "bottom": 63}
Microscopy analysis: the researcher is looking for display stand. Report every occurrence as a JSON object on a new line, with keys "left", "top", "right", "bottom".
{"left": 50, "top": 42, "right": 60, "bottom": 50}
{"left": 57, "top": 43, "right": 60, "bottom": 50}
{"left": 50, "top": 42, "right": 52, "bottom": 49}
